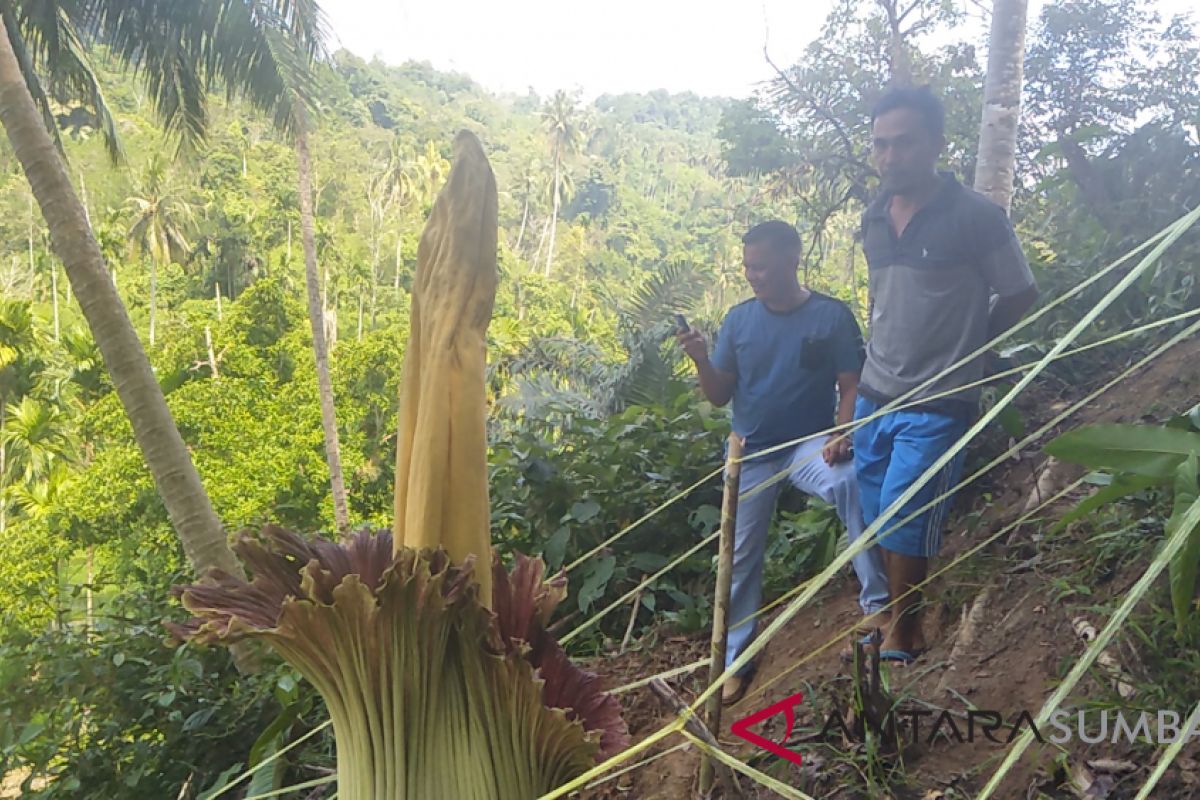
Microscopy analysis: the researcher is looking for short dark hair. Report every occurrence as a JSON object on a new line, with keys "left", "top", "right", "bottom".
{"left": 871, "top": 85, "right": 945, "bottom": 139}
{"left": 742, "top": 220, "right": 801, "bottom": 259}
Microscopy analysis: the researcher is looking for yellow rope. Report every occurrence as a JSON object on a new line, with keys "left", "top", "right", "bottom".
{"left": 541, "top": 209, "right": 1196, "bottom": 800}
{"left": 610, "top": 658, "right": 711, "bottom": 695}
{"left": 581, "top": 742, "right": 691, "bottom": 791}
{"left": 535, "top": 720, "right": 684, "bottom": 800}
{"left": 680, "top": 730, "right": 817, "bottom": 800}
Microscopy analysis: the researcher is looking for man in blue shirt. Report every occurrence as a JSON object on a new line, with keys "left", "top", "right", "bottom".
{"left": 678, "top": 220, "right": 887, "bottom": 704}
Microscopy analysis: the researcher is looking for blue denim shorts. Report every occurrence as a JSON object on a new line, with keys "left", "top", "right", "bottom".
{"left": 852, "top": 396, "right": 968, "bottom": 558}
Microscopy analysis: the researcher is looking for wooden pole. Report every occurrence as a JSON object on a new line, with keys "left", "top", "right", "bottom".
{"left": 699, "top": 433, "right": 743, "bottom": 797}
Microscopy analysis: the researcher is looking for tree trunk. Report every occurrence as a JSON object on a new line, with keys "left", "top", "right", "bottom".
{"left": 295, "top": 108, "right": 350, "bottom": 534}
{"left": 356, "top": 293, "right": 364, "bottom": 341}
{"left": 148, "top": 258, "right": 157, "bottom": 347}
{"left": 205, "top": 326, "right": 219, "bottom": 380}
{"left": 515, "top": 192, "right": 530, "bottom": 252}
{"left": 532, "top": 216, "right": 550, "bottom": 269}
{"left": 0, "top": 14, "right": 257, "bottom": 670}
{"left": 544, "top": 140, "right": 561, "bottom": 277}
{"left": 880, "top": 0, "right": 913, "bottom": 86}
{"left": 973, "top": 0, "right": 1029, "bottom": 213}
{"left": 215, "top": 281, "right": 223, "bottom": 321}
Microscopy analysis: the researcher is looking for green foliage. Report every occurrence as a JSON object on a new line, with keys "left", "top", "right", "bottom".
{"left": 0, "top": 583, "right": 315, "bottom": 800}
{"left": 489, "top": 391, "right": 727, "bottom": 646}
{"left": 1046, "top": 410, "right": 1200, "bottom": 633}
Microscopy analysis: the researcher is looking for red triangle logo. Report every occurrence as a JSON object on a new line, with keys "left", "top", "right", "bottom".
{"left": 730, "top": 692, "right": 805, "bottom": 766}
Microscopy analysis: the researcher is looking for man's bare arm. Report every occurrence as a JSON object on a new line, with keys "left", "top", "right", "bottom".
{"left": 988, "top": 284, "right": 1039, "bottom": 340}
{"left": 823, "top": 371, "right": 859, "bottom": 464}
{"left": 676, "top": 329, "right": 735, "bottom": 406}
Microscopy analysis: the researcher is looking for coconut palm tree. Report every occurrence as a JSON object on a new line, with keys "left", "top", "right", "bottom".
{"left": 293, "top": 101, "right": 350, "bottom": 533}
{"left": 538, "top": 90, "right": 584, "bottom": 277}
{"left": 125, "top": 152, "right": 195, "bottom": 347}
{"left": 0, "top": 1, "right": 326, "bottom": 653}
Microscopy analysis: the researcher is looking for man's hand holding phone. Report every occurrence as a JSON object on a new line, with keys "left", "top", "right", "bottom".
{"left": 674, "top": 315, "right": 708, "bottom": 363}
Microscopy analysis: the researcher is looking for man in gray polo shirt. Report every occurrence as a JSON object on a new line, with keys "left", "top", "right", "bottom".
{"left": 853, "top": 86, "right": 1038, "bottom": 662}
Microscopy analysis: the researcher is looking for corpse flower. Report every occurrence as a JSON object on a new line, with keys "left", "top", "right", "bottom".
{"left": 171, "top": 528, "right": 626, "bottom": 799}
{"left": 171, "top": 131, "right": 627, "bottom": 798}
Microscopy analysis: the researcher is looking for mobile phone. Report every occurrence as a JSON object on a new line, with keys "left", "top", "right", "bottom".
{"left": 674, "top": 313, "right": 690, "bottom": 334}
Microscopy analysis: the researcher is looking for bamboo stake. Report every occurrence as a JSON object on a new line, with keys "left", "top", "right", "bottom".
{"left": 699, "top": 433, "right": 742, "bottom": 796}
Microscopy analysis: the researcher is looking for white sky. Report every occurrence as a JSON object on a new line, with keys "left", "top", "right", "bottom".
{"left": 324, "top": 0, "right": 1196, "bottom": 100}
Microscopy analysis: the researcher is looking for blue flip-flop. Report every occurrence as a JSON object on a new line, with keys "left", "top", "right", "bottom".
{"left": 879, "top": 648, "right": 925, "bottom": 665}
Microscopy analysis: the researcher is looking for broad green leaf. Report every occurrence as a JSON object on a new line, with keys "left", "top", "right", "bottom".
{"left": 629, "top": 552, "right": 669, "bottom": 572}
{"left": 543, "top": 526, "right": 570, "bottom": 571}
{"left": 577, "top": 555, "right": 616, "bottom": 612}
{"left": 1052, "top": 473, "right": 1162, "bottom": 533}
{"left": 1168, "top": 454, "right": 1200, "bottom": 635}
{"left": 1045, "top": 424, "right": 1200, "bottom": 479}
{"left": 16, "top": 720, "right": 45, "bottom": 746}
{"left": 568, "top": 500, "right": 600, "bottom": 523}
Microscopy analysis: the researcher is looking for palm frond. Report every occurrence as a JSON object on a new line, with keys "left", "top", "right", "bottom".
{"left": 1, "top": 3, "right": 68, "bottom": 157}
{"left": 75, "top": 0, "right": 328, "bottom": 147}
{"left": 612, "top": 259, "right": 705, "bottom": 331}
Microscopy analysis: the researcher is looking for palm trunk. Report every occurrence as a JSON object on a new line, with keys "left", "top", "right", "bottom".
{"left": 148, "top": 258, "right": 157, "bottom": 347}
{"left": 205, "top": 326, "right": 219, "bottom": 380}
{"left": 515, "top": 192, "right": 530, "bottom": 252}
{"left": 295, "top": 108, "right": 350, "bottom": 534}
{"left": 0, "top": 14, "right": 256, "bottom": 671}
{"left": 370, "top": 262, "right": 378, "bottom": 330}
{"left": 532, "top": 216, "right": 550, "bottom": 269}
{"left": 544, "top": 142, "right": 561, "bottom": 278}
{"left": 973, "top": 0, "right": 1029, "bottom": 213}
